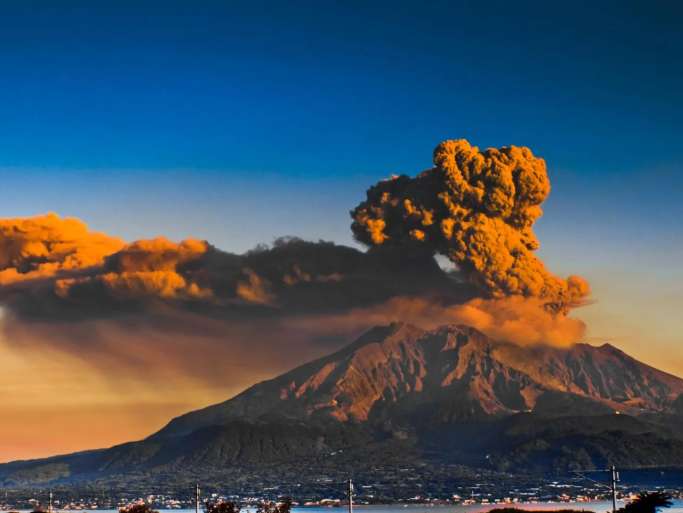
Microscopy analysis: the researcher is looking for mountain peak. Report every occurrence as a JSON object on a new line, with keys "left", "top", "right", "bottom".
{"left": 598, "top": 341, "right": 623, "bottom": 352}
{"left": 156, "top": 323, "right": 683, "bottom": 439}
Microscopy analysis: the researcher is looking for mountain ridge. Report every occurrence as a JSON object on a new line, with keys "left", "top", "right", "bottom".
{"left": 2, "top": 322, "right": 683, "bottom": 486}
{"left": 154, "top": 322, "right": 683, "bottom": 439}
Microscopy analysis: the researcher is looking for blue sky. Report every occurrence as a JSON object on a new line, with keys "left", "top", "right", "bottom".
{"left": 0, "top": 1, "right": 681, "bottom": 369}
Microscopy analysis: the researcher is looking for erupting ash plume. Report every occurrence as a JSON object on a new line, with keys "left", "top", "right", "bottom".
{"left": 351, "top": 139, "right": 590, "bottom": 313}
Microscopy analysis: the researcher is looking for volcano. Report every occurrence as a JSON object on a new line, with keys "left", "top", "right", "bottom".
{"left": 158, "top": 323, "right": 683, "bottom": 436}
{"left": 2, "top": 323, "right": 683, "bottom": 487}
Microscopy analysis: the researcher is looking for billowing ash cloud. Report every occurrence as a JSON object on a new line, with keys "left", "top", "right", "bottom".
{"left": 351, "top": 139, "right": 590, "bottom": 313}
{"left": 0, "top": 214, "right": 471, "bottom": 320}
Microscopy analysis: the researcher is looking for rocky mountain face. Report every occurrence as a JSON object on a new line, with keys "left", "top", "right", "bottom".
{"left": 157, "top": 323, "right": 683, "bottom": 437}
{"left": 2, "top": 323, "right": 683, "bottom": 486}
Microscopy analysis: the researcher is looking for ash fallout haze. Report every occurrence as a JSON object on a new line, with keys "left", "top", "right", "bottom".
{"left": 0, "top": 0, "right": 681, "bottom": 473}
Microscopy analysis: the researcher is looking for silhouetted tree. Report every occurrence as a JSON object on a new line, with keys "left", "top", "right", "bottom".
{"left": 119, "top": 503, "right": 159, "bottom": 513}
{"left": 205, "top": 501, "right": 241, "bottom": 513}
{"left": 278, "top": 497, "right": 292, "bottom": 513}
{"left": 619, "top": 492, "right": 673, "bottom": 513}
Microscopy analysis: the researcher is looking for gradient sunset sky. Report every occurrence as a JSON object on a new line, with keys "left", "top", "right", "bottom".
{"left": 0, "top": 1, "right": 682, "bottom": 461}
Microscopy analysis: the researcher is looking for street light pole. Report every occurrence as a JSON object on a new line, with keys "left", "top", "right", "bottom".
{"left": 610, "top": 466, "right": 619, "bottom": 513}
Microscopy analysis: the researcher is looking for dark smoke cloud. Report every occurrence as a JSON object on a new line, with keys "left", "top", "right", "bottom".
{"left": 0, "top": 220, "right": 471, "bottom": 320}
{"left": 351, "top": 139, "right": 590, "bottom": 313}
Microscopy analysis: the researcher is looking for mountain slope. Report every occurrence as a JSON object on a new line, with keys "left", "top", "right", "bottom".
{"left": 156, "top": 323, "right": 683, "bottom": 438}
{"left": 2, "top": 323, "right": 683, "bottom": 486}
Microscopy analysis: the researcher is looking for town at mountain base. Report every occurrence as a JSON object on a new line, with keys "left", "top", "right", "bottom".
{"left": 2, "top": 323, "right": 683, "bottom": 489}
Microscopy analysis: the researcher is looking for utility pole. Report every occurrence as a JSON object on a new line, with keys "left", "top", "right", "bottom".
{"left": 48, "top": 490, "right": 53, "bottom": 513}
{"left": 195, "top": 483, "right": 200, "bottom": 513}
{"left": 347, "top": 479, "right": 353, "bottom": 513}
{"left": 610, "top": 465, "right": 619, "bottom": 513}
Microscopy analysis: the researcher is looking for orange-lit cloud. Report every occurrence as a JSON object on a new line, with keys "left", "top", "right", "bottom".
{"left": 56, "top": 237, "right": 214, "bottom": 301}
{"left": 351, "top": 139, "right": 590, "bottom": 313}
{"left": 0, "top": 213, "right": 124, "bottom": 286}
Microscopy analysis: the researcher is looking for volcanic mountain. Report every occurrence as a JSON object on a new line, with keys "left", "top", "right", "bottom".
{"left": 158, "top": 323, "right": 683, "bottom": 437}
{"left": 2, "top": 323, "right": 683, "bottom": 486}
